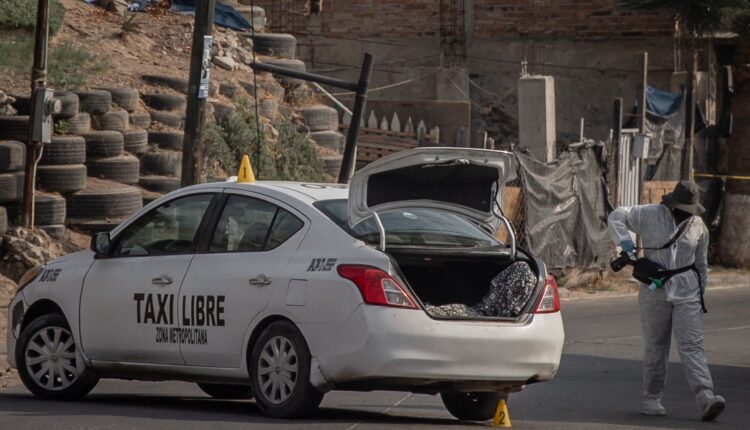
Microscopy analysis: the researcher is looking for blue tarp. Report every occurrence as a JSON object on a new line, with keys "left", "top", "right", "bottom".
{"left": 171, "top": 0, "right": 251, "bottom": 31}
{"left": 646, "top": 85, "right": 682, "bottom": 118}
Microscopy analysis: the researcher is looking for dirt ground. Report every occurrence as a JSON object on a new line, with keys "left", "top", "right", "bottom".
{"left": 0, "top": 0, "right": 256, "bottom": 93}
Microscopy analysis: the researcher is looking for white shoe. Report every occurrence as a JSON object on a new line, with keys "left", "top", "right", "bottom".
{"left": 642, "top": 399, "right": 666, "bottom": 416}
{"left": 696, "top": 390, "right": 725, "bottom": 421}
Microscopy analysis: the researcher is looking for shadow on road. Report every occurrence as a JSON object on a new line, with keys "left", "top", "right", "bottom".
{"left": 512, "top": 354, "right": 750, "bottom": 429}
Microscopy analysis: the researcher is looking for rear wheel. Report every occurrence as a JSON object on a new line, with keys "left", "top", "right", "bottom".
{"left": 441, "top": 391, "right": 504, "bottom": 421}
{"left": 16, "top": 313, "right": 99, "bottom": 400}
{"left": 249, "top": 321, "right": 323, "bottom": 418}
{"left": 197, "top": 383, "right": 254, "bottom": 399}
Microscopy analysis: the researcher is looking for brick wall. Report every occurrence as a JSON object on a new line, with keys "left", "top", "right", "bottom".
{"left": 255, "top": 0, "right": 673, "bottom": 39}
{"left": 473, "top": 0, "right": 673, "bottom": 39}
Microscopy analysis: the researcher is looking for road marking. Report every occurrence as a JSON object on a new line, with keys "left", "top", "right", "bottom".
{"left": 345, "top": 393, "right": 413, "bottom": 430}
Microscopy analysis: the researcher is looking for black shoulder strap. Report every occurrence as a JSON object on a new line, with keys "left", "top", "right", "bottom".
{"left": 642, "top": 218, "right": 692, "bottom": 251}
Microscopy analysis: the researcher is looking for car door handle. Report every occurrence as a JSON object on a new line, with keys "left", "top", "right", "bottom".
{"left": 151, "top": 275, "right": 174, "bottom": 287}
{"left": 249, "top": 275, "right": 272, "bottom": 286}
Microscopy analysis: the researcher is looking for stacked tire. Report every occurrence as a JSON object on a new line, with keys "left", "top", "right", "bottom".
{"left": 299, "top": 105, "right": 343, "bottom": 179}
{"left": 0, "top": 141, "right": 26, "bottom": 224}
{"left": 139, "top": 92, "right": 186, "bottom": 197}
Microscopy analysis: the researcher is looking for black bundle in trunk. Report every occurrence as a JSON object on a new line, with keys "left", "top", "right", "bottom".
{"left": 389, "top": 251, "right": 540, "bottom": 320}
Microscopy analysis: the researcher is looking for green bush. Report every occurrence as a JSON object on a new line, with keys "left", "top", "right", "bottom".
{"left": 205, "top": 97, "right": 325, "bottom": 182}
{"left": 0, "top": 0, "right": 65, "bottom": 35}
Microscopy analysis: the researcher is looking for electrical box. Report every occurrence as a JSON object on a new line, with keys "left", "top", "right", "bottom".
{"left": 632, "top": 133, "right": 650, "bottom": 159}
{"left": 31, "top": 88, "right": 61, "bottom": 144}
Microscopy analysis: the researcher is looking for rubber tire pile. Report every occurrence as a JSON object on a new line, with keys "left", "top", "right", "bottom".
{"left": 0, "top": 88, "right": 151, "bottom": 236}
{"left": 300, "top": 104, "right": 344, "bottom": 178}
{"left": 140, "top": 90, "right": 187, "bottom": 199}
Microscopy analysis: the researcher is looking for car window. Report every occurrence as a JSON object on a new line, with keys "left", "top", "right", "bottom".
{"left": 209, "top": 195, "right": 303, "bottom": 253}
{"left": 314, "top": 199, "right": 500, "bottom": 248}
{"left": 266, "top": 209, "right": 304, "bottom": 249}
{"left": 114, "top": 194, "right": 214, "bottom": 257}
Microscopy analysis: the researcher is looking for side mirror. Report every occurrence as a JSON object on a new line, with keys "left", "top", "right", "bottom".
{"left": 91, "top": 232, "right": 111, "bottom": 256}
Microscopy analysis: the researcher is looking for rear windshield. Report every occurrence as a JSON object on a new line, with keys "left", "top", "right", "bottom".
{"left": 314, "top": 199, "right": 501, "bottom": 248}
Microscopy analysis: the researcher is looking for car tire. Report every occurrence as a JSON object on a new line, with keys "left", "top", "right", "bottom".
{"left": 440, "top": 392, "right": 504, "bottom": 421}
{"left": 142, "top": 93, "right": 186, "bottom": 112}
{"left": 82, "top": 131, "right": 124, "bottom": 158}
{"left": 139, "top": 175, "right": 181, "bottom": 194}
{"left": 92, "top": 109, "right": 130, "bottom": 133}
{"left": 64, "top": 113, "right": 92, "bottom": 135}
{"left": 320, "top": 155, "right": 342, "bottom": 177}
{"left": 197, "top": 383, "right": 254, "bottom": 400}
{"left": 123, "top": 128, "right": 148, "bottom": 155}
{"left": 310, "top": 131, "right": 344, "bottom": 153}
{"left": 0, "top": 140, "right": 26, "bottom": 172}
{"left": 129, "top": 111, "right": 152, "bottom": 129}
{"left": 52, "top": 91, "right": 79, "bottom": 119}
{"left": 148, "top": 131, "right": 184, "bottom": 151}
{"left": 211, "top": 102, "right": 235, "bottom": 122}
{"left": 250, "top": 33, "right": 297, "bottom": 59}
{"left": 66, "top": 181, "right": 143, "bottom": 219}
{"left": 37, "top": 164, "right": 87, "bottom": 193}
{"left": 0, "top": 206, "right": 7, "bottom": 235}
{"left": 148, "top": 110, "right": 183, "bottom": 129}
{"left": 0, "top": 171, "right": 24, "bottom": 203}
{"left": 100, "top": 88, "right": 139, "bottom": 112}
{"left": 140, "top": 150, "right": 182, "bottom": 177}
{"left": 86, "top": 154, "right": 140, "bottom": 185}
{"left": 0, "top": 116, "right": 30, "bottom": 141}
{"left": 75, "top": 90, "right": 112, "bottom": 115}
{"left": 300, "top": 105, "right": 338, "bottom": 132}
{"left": 16, "top": 313, "right": 99, "bottom": 400}
{"left": 249, "top": 321, "right": 324, "bottom": 418}
{"left": 219, "top": 82, "right": 240, "bottom": 99}
{"left": 259, "top": 99, "right": 278, "bottom": 121}
{"left": 41, "top": 136, "right": 86, "bottom": 165}
{"left": 10, "top": 93, "right": 31, "bottom": 115}
{"left": 6, "top": 193, "right": 66, "bottom": 226}
{"left": 141, "top": 75, "right": 189, "bottom": 94}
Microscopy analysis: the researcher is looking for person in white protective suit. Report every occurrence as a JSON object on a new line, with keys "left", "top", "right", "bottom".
{"left": 607, "top": 181, "right": 725, "bottom": 421}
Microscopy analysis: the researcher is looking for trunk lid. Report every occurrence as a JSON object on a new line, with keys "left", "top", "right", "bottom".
{"left": 348, "top": 148, "right": 516, "bottom": 232}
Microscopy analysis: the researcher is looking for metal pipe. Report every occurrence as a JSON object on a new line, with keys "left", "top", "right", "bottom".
{"left": 338, "top": 53, "right": 374, "bottom": 184}
{"left": 313, "top": 83, "right": 352, "bottom": 116}
{"left": 251, "top": 62, "right": 359, "bottom": 91}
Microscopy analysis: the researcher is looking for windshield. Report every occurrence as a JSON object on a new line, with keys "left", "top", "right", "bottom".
{"left": 315, "top": 199, "right": 501, "bottom": 248}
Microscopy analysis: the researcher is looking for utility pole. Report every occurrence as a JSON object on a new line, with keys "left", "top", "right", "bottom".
{"left": 682, "top": 52, "right": 698, "bottom": 181}
{"left": 22, "top": 0, "right": 51, "bottom": 228}
{"left": 182, "top": 0, "right": 215, "bottom": 187}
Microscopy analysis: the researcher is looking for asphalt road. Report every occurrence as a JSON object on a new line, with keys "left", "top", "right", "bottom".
{"left": 1, "top": 286, "right": 748, "bottom": 429}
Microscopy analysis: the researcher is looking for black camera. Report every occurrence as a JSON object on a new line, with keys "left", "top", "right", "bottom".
{"left": 610, "top": 251, "right": 633, "bottom": 272}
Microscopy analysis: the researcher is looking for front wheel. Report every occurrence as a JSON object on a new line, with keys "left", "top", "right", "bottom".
{"left": 441, "top": 391, "right": 504, "bottom": 421}
{"left": 16, "top": 313, "right": 99, "bottom": 400}
{"left": 197, "top": 383, "right": 254, "bottom": 399}
{"left": 249, "top": 321, "right": 323, "bottom": 418}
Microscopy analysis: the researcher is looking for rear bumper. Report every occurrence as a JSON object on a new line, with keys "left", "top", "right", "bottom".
{"left": 302, "top": 306, "right": 564, "bottom": 388}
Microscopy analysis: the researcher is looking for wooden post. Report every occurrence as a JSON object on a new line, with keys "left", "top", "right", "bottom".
{"left": 182, "top": 0, "right": 215, "bottom": 187}
{"left": 682, "top": 51, "right": 698, "bottom": 181}
{"left": 21, "top": 0, "right": 50, "bottom": 228}
{"left": 612, "top": 98, "right": 623, "bottom": 206}
{"left": 637, "top": 52, "right": 647, "bottom": 203}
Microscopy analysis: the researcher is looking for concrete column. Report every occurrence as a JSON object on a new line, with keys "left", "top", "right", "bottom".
{"left": 518, "top": 75, "right": 556, "bottom": 162}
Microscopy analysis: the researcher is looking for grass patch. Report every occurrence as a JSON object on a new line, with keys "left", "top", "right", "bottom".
{"left": 0, "top": 0, "right": 65, "bottom": 35}
{"left": 0, "top": 39, "right": 108, "bottom": 89}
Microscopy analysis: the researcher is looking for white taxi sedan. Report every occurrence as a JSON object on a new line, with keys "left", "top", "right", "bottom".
{"left": 6, "top": 148, "right": 564, "bottom": 420}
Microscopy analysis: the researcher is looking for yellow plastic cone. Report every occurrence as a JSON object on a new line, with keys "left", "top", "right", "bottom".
{"left": 492, "top": 399, "right": 511, "bottom": 428}
{"left": 237, "top": 154, "right": 256, "bottom": 183}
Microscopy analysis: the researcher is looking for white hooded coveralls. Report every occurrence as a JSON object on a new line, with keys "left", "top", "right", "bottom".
{"left": 608, "top": 204, "right": 713, "bottom": 401}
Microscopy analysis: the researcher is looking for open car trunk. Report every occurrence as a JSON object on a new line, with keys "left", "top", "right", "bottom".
{"left": 388, "top": 249, "right": 542, "bottom": 320}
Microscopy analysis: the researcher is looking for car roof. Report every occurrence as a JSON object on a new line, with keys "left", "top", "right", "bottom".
{"left": 182, "top": 181, "right": 349, "bottom": 203}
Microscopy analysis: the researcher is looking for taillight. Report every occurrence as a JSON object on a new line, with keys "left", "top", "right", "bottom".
{"left": 534, "top": 275, "right": 561, "bottom": 313}
{"left": 337, "top": 265, "right": 417, "bottom": 309}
